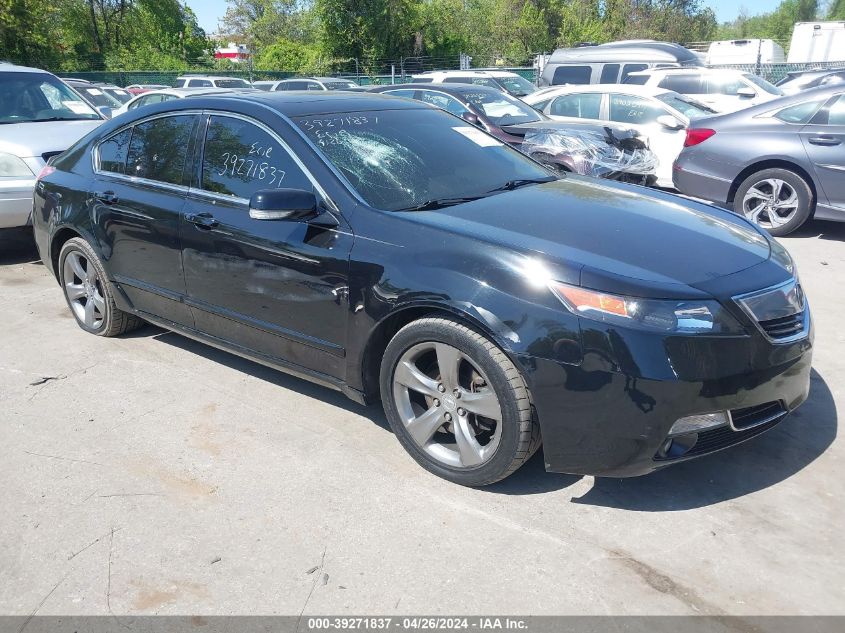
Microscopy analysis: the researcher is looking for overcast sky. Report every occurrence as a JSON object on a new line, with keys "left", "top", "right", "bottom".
{"left": 185, "top": 0, "right": 778, "bottom": 37}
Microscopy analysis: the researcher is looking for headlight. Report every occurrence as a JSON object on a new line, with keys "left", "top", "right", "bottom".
{"left": 769, "top": 239, "right": 796, "bottom": 275}
{"left": 0, "top": 153, "right": 34, "bottom": 177}
{"left": 549, "top": 281, "right": 745, "bottom": 334}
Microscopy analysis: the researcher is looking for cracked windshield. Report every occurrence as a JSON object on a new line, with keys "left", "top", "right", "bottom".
{"left": 295, "top": 108, "right": 552, "bottom": 211}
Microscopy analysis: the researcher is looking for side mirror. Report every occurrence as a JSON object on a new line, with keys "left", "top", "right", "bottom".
{"left": 96, "top": 106, "right": 114, "bottom": 119}
{"left": 656, "top": 114, "right": 684, "bottom": 130}
{"left": 737, "top": 86, "right": 756, "bottom": 98}
{"left": 249, "top": 188, "right": 317, "bottom": 221}
{"left": 461, "top": 111, "right": 481, "bottom": 126}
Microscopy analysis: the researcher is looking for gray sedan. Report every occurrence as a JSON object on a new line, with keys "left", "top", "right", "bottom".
{"left": 673, "top": 85, "right": 845, "bottom": 235}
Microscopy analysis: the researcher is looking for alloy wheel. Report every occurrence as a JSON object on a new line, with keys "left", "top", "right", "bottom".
{"left": 742, "top": 178, "right": 799, "bottom": 229}
{"left": 63, "top": 251, "right": 106, "bottom": 329}
{"left": 392, "top": 341, "right": 503, "bottom": 469}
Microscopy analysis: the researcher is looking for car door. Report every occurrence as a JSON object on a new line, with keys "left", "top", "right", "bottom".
{"left": 546, "top": 92, "right": 604, "bottom": 124}
{"left": 90, "top": 113, "right": 198, "bottom": 326}
{"left": 800, "top": 93, "right": 845, "bottom": 210}
{"left": 180, "top": 112, "right": 353, "bottom": 378}
{"left": 607, "top": 93, "right": 685, "bottom": 186}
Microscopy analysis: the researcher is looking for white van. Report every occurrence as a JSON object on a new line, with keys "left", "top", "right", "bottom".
{"left": 787, "top": 22, "right": 845, "bottom": 63}
{"left": 706, "top": 39, "right": 785, "bottom": 65}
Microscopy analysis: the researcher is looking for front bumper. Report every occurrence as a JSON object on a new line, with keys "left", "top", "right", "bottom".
{"left": 0, "top": 178, "right": 36, "bottom": 228}
{"left": 524, "top": 315, "right": 813, "bottom": 477}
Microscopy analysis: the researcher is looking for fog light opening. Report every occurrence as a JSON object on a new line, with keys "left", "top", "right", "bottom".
{"left": 657, "top": 433, "right": 699, "bottom": 459}
{"left": 668, "top": 411, "right": 730, "bottom": 437}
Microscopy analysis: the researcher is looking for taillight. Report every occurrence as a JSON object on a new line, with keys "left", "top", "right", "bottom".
{"left": 36, "top": 165, "right": 56, "bottom": 180}
{"left": 684, "top": 128, "right": 716, "bottom": 147}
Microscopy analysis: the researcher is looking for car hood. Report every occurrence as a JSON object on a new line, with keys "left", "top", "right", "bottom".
{"left": 0, "top": 120, "right": 104, "bottom": 159}
{"left": 407, "top": 178, "right": 771, "bottom": 294}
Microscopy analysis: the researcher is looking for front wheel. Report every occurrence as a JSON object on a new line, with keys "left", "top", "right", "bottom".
{"left": 380, "top": 317, "right": 540, "bottom": 486}
{"left": 733, "top": 168, "right": 813, "bottom": 236}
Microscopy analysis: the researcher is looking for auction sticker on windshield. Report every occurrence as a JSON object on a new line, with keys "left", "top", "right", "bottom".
{"left": 452, "top": 126, "right": 502, "bottom": 147}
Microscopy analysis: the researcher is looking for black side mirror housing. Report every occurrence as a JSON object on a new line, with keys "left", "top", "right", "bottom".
{"left": 461, "top": 111, "right": 481, "bottom": 126}
{"left": 249, "top": 188, "right": 317, "bottom": 221}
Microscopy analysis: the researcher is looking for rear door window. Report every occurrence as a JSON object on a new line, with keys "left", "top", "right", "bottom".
{"left": 98, "top": 128, "right": 132, "bottom": 174}
{"left": 201, "top": 115, "right": 312, "bottom": 199}
{"left": 418, "top": 90, "right": 471, "bottom": 116}
{"left": 549, "top": 93, "right": 602, "bottom": 119}
{"left": 551, "top": 65, "right": 592, "bottom": 85}
{"left": 188, "top": 79, "right": 213, "bottom": 87}
{"left": 126, "top": 115, "right": 196, "bottom": 185}
{"left": 609, "top": 94, "right": 665, "bottom": 125}
{"left": 658, "top": 75, "right": 705, "bottom": 94}
{"left": 600, "top": 64, "right": 620, "bottom": 83}
{"left": 620, "top": 64, "right": 648, "bottom": 82}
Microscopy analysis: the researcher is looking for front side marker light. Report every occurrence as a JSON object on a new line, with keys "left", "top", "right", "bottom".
{"left": 668, "top": 412, "right": 729, "bottom": 436}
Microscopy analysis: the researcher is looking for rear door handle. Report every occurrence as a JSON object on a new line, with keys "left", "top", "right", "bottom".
{"left": 186, "top": 212, "right": 219, "bottom": 229}
{"left": 808, "top": 136, "right": 842, "bottom": 146}
{"left": 93, "top": 191, "right": 118, "bottom": 205}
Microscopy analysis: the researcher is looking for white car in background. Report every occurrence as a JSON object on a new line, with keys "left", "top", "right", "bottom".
{"left": 623, "top": 67, "right": 783, "bottom": 113}
{"left": 410, "top": 70, "right": 538, "bottom": 98}
{"left": 524, "top": 84, "right": 716, "bottom": 188}
{"left": 0, "top": 63, "right": 104, "bottom": 228}
{"left": 112, "top": 87, "right": 242, "bottom": 117}
{"left": 254, "top": 77, "right": 360, "bottom": 91}
{"left": 174, "top": 75, "right": 253, "bottom": 89}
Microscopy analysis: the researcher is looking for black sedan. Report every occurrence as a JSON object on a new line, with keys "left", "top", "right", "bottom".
{"left": 32, "top": 92, "right": 812, "bottom": 486}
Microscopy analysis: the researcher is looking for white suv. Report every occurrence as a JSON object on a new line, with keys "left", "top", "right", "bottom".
{"left": 624, "top": 68, "right": 783, "bottom": 113}
{"left": 410, "top": 70, "right": 537, "bottom": 98}
{"left": 174, "top": 75, "right": 253, "bottom": 89}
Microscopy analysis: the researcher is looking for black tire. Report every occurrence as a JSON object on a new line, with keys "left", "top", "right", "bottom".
{"left": 58, "top": 237, "right": 143, "bottom": 337}
{"left": 733, "top": 168, "right": 814, "bottom": 236}
{"left": 380, "top": 316, "right": 541, "bottom": 486}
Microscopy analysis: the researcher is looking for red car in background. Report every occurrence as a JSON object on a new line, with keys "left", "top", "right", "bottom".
{"left": 125, "top": 84, "right": 170, "bottom": 95}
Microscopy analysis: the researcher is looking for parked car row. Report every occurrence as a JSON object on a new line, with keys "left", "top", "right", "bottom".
{"left": 26, "top": 88, "right": 814, "bottom": 486}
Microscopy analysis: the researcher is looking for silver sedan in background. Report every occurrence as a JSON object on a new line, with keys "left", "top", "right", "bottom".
{"left": 673, "top": 85, "right": 845, "bottom": 235}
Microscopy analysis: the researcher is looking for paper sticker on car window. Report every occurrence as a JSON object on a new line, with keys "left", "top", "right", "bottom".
{"left": 87, "top": 88, "right": 103, "bottom": 95}
{"left": 452, "top": 126, "right": 502, "bottom": 147}
{"left": 63, "top": 100, "right": 91, "bottom": 114}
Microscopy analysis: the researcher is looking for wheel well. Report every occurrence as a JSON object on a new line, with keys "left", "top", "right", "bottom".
{"left": 727, "top": 160, "right": 817, "bottom": 208}
{"left": 49, "top": 228, "right": 82, "bottom": 279}
{"left": 360, "top": 306, "right": 501, "bottom": 403}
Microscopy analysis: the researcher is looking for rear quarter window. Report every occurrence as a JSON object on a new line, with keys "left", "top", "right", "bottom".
{"left": 773, "top": 99, "right": 827, "bottom": 124}
{"left": 98, "top": 128, "right": 132, "bottom": 174}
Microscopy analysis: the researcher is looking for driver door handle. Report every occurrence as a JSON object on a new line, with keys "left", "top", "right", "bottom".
{"left": 186, "top": 212, "right": 219, "bottom": 229}
{"left": 808, "top": 135, "right": 842, "bottom": 146}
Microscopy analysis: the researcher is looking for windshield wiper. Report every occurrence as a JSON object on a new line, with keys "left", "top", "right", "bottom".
{"left": 486, "top": 176, "right": 557, "bottom": 194}
{"left": 398, "top": 196, "right": 487, "bottom": 212}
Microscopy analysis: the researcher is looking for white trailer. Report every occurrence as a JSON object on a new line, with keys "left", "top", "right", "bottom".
{"left": 787, "top": 22, "right": 845, "bottom": 63}
{"left": 706, "top": 39, "right": 785, "bottom": 65}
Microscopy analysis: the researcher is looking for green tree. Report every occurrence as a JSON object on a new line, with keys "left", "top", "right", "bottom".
{"left": 0, "top": 0, "right": 64, "bottom": 67}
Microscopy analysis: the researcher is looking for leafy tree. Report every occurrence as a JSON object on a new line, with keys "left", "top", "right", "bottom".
{"left": 0, "top": 0, "right": 64, "bottom": 67}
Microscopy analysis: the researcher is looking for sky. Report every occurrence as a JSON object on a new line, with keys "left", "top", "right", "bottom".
{"left": 185, "top": 0, "right": 782, "bottom": 38}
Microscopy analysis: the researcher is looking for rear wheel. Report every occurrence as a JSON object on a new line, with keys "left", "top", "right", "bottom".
{"left": 734, "top": 168, "right": 813, "bottom": 236}
{"left": 58, "top": 237, "right": 142, "bottom": 336}
{"left": 380, "top": 317, "right": 540, "bottom": 486}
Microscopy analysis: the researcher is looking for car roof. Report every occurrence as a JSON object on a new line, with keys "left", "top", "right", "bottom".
{"left": 548, "top": 40, "right": 701, "bottom": 64}
{"left": 373, "top": 82, "right": 506, "bottom": 96}
{"left": 630, "top": 67, "right": 747, "bottom": 77}
{"left": 528, "top": 83, "right": 673, "bottom": 98}
{"left": 0, "top": 62, "right": 53, "bottom": 74}
{"left": 178, "top": 75, "right": 251, "bottom": 81}
{"left": 132, "top": 91, "right": 429, "bottom": 118}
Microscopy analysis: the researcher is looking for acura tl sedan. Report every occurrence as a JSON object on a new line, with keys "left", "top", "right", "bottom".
{"left": 32, "top": 92, "right": 812, "bottom": 486}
